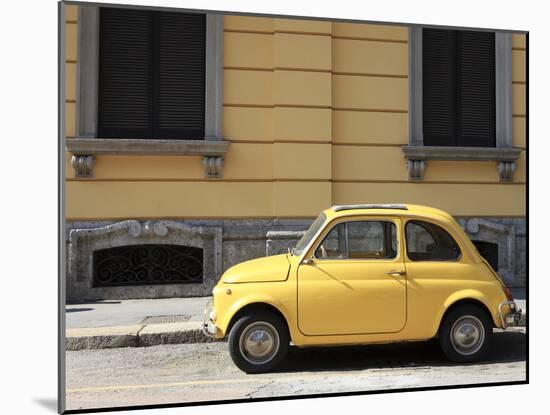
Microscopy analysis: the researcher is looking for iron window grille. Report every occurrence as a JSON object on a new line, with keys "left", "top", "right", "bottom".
{"left": 93, "top": 244, "right": 204, "bottom": 287}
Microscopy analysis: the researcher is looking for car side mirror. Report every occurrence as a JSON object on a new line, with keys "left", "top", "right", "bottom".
{"left": 302, "top": 257, "right": 315, "bottom": 265}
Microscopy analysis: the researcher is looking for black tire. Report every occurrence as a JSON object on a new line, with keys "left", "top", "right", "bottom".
{"left": 439, "top": 304, "right": 492, "bottom": 363}
{"left": 228, "top": 311, "right": 289, "bottom": 374}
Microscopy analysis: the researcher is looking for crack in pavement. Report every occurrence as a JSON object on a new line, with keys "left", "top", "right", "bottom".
{"left": 245, "top": 379, "right": 276, "bottom": 398}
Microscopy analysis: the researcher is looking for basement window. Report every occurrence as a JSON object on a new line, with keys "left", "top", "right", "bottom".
{"left": 92, "top": 244, "right": 204, "bottom": 287}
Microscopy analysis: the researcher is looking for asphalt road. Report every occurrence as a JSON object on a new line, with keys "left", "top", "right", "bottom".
{"left": 65, "top": 328, "right": 527, "bottom": 411}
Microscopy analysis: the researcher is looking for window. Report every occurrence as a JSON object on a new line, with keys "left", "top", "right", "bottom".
{"left": 98, "top": 8, "right": 206, "bottom": 139}
{"left": 423, "top": 29, "right": 495, "bottom": 147}
{"left": 294, "top": 213, "right": 326, "bottom": 256}
{"left": 315, "top": 221, "right": 397, "bottom": 260}
{"left": 93, "top": 244, "right": 204, "bottom": 287}
{"left": 404, "top": 28, "right": 520, "bottom": 181}
{"left": 405, "top": 220, "right": 461, "bottom": 261}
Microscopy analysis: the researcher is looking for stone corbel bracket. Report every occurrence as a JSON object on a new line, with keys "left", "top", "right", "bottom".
{"left": 402, "top": 146, "right": 522, "bottom": 182}
{"left": 498, "top": 161, "right": 516, "bottom": 182}
{"left": 71, "top": 155, "right": 96, "bottom": 178}
{"left": 407, "top": 159, "right": 426, "bottom": 181}
{"left": 66, "top": 138, "right": 230, "bottom": 179}
{"left": 202, "top": 156, "right": 224, "bottom": 178}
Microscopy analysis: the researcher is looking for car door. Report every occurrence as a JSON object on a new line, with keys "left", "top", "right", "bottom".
{"left": 297, "top": 217, "right": 407, "bottom": 336}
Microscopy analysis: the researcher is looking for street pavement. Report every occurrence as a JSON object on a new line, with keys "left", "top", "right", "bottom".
{"left": 65, "top": 327, "right": 526, "bottom": 411}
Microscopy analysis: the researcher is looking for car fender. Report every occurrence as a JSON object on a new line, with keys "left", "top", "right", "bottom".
{"left": 433, "top": 289, "right": 499, "bottom": 335}
{"left": 217, "top": 293, "right": 293, "bottom": 338}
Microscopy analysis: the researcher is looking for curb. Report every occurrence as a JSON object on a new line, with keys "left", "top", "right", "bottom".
{"left": 139, "top": 321, "right": 221, "bottom": 347}
{"left": 66, "top": 321, "right": 223, "bottom": 351}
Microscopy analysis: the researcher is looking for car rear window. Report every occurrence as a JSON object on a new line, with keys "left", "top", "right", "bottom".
{"left": 405, "top": 220, "right": 461, "bottom": 261}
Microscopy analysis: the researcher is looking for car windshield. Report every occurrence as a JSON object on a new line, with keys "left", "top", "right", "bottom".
{"left": 293, "top": 212, "right": 326, "bottom": 256}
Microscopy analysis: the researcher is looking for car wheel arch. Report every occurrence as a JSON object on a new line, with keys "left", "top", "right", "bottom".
{"left": 437, "top": 297, "right": 495, "bottom": 336}
{"left": 226, "top": 302, "right": 292, "bottom": 342}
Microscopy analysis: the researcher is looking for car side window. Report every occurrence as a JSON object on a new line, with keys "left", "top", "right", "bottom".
{"left": 405, "top": 220, "right": 461, "bottom": 261}
{"left": 314, "top": 221, "right": 397, "bottom": 260}
{"left": 316, "top": 223, "right": 346, "bottom": 258}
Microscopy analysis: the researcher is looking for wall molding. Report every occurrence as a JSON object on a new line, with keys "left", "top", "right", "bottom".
{"left": 402, "top": 146, "right": 521, "bottom": 182}
{"left": 402, "top": 146, "right": 521, "bottom": 161}
{"left": 66, "top": 138, "right": 230, "bottom": 156}
{"left": 66, "top": 138, "right": 230, "bottom": 179}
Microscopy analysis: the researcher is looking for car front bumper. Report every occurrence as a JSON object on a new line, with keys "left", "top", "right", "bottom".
{"left": 202, "top": 298, "right": 221, "bottom": 338}
{"left": 498, "top": 300, "right": 523, "bottom": 328}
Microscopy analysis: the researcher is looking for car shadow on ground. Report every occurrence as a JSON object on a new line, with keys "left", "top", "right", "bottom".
{"left": 275, "top": 330, "right": 526, "bottom": 374}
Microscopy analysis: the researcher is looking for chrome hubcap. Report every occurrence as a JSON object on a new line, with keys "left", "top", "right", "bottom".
{"left": 450, "top": 315, "right": 485, "bottom": 356}
{"left": 239, "top": 322, "right": 279, "bottom": 365}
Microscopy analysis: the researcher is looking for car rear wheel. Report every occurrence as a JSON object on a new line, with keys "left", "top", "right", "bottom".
{"left": 439, "top": 304, "right": 492, "bottom": 363}
{"left": 228, "top": 311, "right": 289, "bottom": 373}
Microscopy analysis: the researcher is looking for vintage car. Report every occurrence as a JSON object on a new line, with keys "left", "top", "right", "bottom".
{"left": 203, "top": 204, "right": 521, "bottom": 373}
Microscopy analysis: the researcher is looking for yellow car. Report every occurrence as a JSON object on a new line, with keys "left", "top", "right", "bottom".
{"left": 203, "top": 204, "right": 521, "bottom": 373}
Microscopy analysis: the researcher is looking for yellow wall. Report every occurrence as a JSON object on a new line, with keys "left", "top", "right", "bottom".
{"left": 65, "top": 5, "right": 77, "bottom": 137}
{"left": 65, "top": 9, "right": 527, "bottom": 220}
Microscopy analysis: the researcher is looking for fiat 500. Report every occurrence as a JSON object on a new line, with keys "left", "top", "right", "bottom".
{"left": 203, "top": 204, "right": 521, "bottom": 373}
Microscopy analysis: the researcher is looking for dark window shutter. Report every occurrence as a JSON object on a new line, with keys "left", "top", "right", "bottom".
{"left": 98, "top": 8, "right": 206, "bottom": 139}
{"left": 98, "top": 8, "right": 153, "bottom": 138}
{"left": 157, "top": 12, "right": 206, "bottom": 139}
{"left": 423, "top": 29, "right": 496, "bottom": 148}
{"left": 458, "top": 31, "right": 496, "bottom": 147}
{"left": 423, "top": 29, "right": 457, "bottom": 146}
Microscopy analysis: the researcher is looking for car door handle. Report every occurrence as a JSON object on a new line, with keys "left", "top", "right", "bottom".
{"left": 387, "top": 270, "right": 406, "bottom": 276}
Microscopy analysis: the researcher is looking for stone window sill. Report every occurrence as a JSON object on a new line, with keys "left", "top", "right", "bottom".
{"left": 402, "top": 146, "right": 522, "bottom": 182}
{"left": 66, "top": 138, "right": 230, "bottom": 178}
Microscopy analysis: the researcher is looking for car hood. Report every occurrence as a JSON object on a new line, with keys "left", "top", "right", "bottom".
{"left": 220, "top": 254, "right": 291, "bottom": 284}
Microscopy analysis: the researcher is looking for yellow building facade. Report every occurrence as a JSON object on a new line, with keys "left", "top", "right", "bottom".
{"left": 63, "top": 4, "right": 527, "bottom": 301}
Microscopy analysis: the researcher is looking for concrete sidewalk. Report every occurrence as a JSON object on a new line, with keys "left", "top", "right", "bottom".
{"left": 66, "top": 297, "right": 212, "bottom": 350}
{"left": 66, "top": 297, "right": 209, "bottom": 328}
{"left": 65, "top": 294, "right": 527, "bottom": 351}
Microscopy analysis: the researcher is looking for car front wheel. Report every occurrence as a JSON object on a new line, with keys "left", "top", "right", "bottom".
{"left": 228, "top": 311, "right": 289, "bottom": 373}
{"left": 439, "top": 304, "right": 492, "bottom": 363}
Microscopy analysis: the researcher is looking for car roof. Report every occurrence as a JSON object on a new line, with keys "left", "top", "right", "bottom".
{"left": 324, "top": 204, "right": 454, "bottom": 222}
